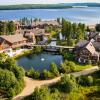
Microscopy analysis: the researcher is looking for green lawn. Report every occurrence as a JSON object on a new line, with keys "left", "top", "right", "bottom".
{"left": 75, "top": 64, "right": 93, "bottom": 71}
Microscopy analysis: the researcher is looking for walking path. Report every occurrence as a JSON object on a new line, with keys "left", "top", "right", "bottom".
{"left": 13, "top": 66, "right": 99, "bottom": 100}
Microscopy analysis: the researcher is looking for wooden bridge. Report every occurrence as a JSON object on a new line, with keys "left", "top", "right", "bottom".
{"left": 26, "top": 44, "right": 75, "bottom": 51}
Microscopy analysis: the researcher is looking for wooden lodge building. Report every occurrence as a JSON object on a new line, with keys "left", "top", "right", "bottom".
{"left": 0, "top": 32, "right": 36, "bottom": 51}
{"left": 75, "top": 41, "right": 100, "bottom": 64}
{"left": 18, "top": 20, "right": 60, "bottom": 29}
{"left": 0, "top": 28, "right": 51, "bottom": 51}
{"left": 75, "top": 32, "right": 100, "bottom": 64}
{"left": 32, "top": 20, "right": 60, "bottom": 28}
{"left": 17, "top": 28, "right": 50, "bottom": 44}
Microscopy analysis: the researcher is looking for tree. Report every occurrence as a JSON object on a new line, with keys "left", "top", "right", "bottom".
{"left": 61, "top": 61, "right": 76, "bottom": 73}
{"left": 0, "top": 53, "right": 8, "bottom": 63}
{"left": 67, "top": 36, "right": 75, "bottom": 46}
{"left": 12, "top": 66, "right": 25, "bottom": 80}
{"left": 26, "top": 68, "right": 35, "bottom": 78}
{"left": 34, "top": 71, "right": 40, "bottom": 79}
{"left": 7, "top": 21, "right": 16, "bottom": 35}
{"left": 0, "top": 68, "right": 17, "bottom": 97}
{"left": 76, "top": 28, "right": 84, "bottom": 42}
{"left": 0, "top": 21, "right": 8, "bottom": 35}
{"left": 86, "top": 26, "right": 91, "bottom": 32}
{"left": 87, "top": 59, "right": 92, "bottom": 65}
{"left": 34, "top": 18, "right": 38, "bottom": 26}
{"left": 0, "top": 54, "right": 25, "bottom": 98}
{"left": 57, "top": 18, "right": 61, "bottom": 24}
{"left": 62, "top": 18, "right": 66, "bottom": 39}
{"left": 61, "top": 18, "right": 85, "bottom": 44}
{"left": 60, "top": 74, "right": 77, "bottom": 93}
{"left": 78, "top": 23, "right": 85, "bottom": 33}
{"left": 0, "top": 21, "right": 16, "bottom": 35}
{"left": 77, "top": 75, "right": 93, "bottom": 86}
{"left": 97, "top": 61, "right": 100, "bottom": 68}
{"left": 7, "top": 88, "right": 16, "bottom": 98}
{"left": 42, "top": 69, "right": 53, "bottom": 79}
{"left": 95, "top": 24, "right": 100, "bottom": 32}
{"left": 72, "top": 23, "right": 77, "bottom": 38}
{"left": 50, "top": 63, "right": 59, "bottom": 76}
{"left": 66, "top": 91, "right": 85, "bottom": 100}
{"left": 32, "top": 87, "right": 51, "bottom": 100}
{"left": 51, "top": 89, "right": 61, "bottom": 100}
{"left": 87, "top": 76, "right": 94, "bottom": 86}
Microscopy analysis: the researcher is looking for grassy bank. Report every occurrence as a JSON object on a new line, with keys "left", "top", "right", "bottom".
{"left": 14, "top": 46, "right": 43, "bottom": 59}
{"left": 61, "top": 50, "right": 93, "bottom": 71}
{"left": 14, "top": 50, "right": 33, "bottom": 59}
{"left": 75, "top": 64, "right": 93, "bottom": 71}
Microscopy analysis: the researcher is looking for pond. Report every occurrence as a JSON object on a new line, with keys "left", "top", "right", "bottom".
{"left": 17, "top": 52, "right": 63, "bottom": 71}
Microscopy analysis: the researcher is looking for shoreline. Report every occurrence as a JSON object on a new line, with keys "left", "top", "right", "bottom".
{"left": 0, "top": 18, "right": 97, "bottom": 26}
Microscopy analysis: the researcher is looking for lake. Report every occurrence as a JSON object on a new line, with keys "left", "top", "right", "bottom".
{"left": 17, "top": 52, "right": 63, "bottom": 71}
{"left": 0, "top": 7, "right": 100, "bottom": 24}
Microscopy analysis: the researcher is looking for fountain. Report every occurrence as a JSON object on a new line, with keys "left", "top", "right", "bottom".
{"left": 41, "top": 58, "right": 45, "bottom": 61}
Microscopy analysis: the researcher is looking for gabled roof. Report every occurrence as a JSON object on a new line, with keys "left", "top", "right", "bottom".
{"left": 92, "top": 42, "right": 100, "bottom": 51}
{"left": 32, "top": 29, "right": 45, "bottom": 35}
{"left": 89, "top": 32, "right": 100, "bottom": 40}
{"left": 0, "top": 34, "right": 27, "bottom": 44}
{"left": 75, "top": 40, "right": 89, "bottom": 48}
{"left": 75, "top": 40, "right": 100, "bottom": 56}
{"left": 85, "top": 42, "right": 96, "bottom": 55}
{"left": 89, "top": 32, "right": 99, "bottom": 39}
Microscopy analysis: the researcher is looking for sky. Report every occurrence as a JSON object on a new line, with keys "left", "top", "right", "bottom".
{"left": 0, "top": 0, "right": 100, "bottom": 5}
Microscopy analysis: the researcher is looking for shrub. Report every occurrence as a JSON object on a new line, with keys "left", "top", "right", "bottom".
{"left": 42, "top": 69, "right": 54, "bottom": 80}
{"left": 0, "top": 69, "right": 17, "bottom": 98}
{"left": 61, "top": 61, "right": 76, "bottom": 73}
{"left": 26, "top": 68, "right": 40, "bottom": 79}
{"left": 12, "top": 65, "right": 25, "bottom": 80}
{"left": 24, "top": 87, "right": 61, "bottom": 100}
{"left": 87, "top": 76, "right": 94, "bottom": 86}
{"left": 26, "top": 68, "right": 35, "bottom": 78}
{"left": 95, "top": 24, "right": 100, "bottom": 32}
{"left": 33, "top": 46, "right": 43, "bottom": 54}
{"left": 77, "top": 75, "right": 93, "bottom": 86}
{"left": 0, "top": 54, "right": 25, "bottom": 98}
{"left": 51, "top": 89, "right": 61, "bottom": 100}
{"left": 62, "top": 52, "right": 74, "bottom": 61}
{"left": 34, "top": 71, "right": 40, "bottom": 79}
{"left": 50, "top": 63, "right": 59, "bottom": 76}
{"left": 66, "top": 91, "right": 85, "bottom": 100}
{"left": 60, "top": 74, "right": 77, "bottom": 93}
{"left": 7, "top": 88, "right": 16, "bottom": 98}
{"left": 87, "top": 60, "right": 92, "bottom": 65}
{"left": 31, "top": 87, "right": 51, "bottom": 100}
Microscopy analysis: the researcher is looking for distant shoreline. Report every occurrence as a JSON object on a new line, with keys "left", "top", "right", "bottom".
{"left": 0, "top": 3, "right": 100, "bottom": 10}
{"left": 0, "top": 7, "right": 89, "bottom": 11}
{"left": 0, "top": 4, "right": 72, "bottom": 10}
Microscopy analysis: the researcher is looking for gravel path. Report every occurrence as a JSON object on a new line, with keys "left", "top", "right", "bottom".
{"left": 13, "top": 66, "right": 99, "bottom": 100}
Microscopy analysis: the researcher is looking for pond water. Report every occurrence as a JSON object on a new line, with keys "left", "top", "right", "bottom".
{"left": 17, "top": 52, "right": 63, "bottom": 71}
